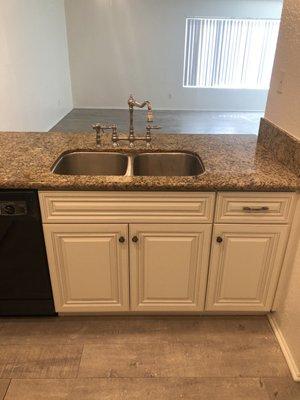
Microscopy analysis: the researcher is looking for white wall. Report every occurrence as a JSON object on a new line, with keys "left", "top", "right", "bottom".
{"left": 271, "top": 196, "right": 300, "bottom": 381}
{"left": 0, "top": 0, "right": 73, "bottom": 132}
{"left": 276, "top": 242, "right": 300, "bottom": 378}
{"left": 265, "top": 0, "right": 300, "bottom": 381}
{"left": 265, "top": 0, "right": 300, "bottom": 140}
{"left": 65, "top": 0, "right": 282, "bottom": 111}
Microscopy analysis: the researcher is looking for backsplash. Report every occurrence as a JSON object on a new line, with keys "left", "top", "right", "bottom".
{"left": 258, "top": 118, "right": 300, "bottom": 177}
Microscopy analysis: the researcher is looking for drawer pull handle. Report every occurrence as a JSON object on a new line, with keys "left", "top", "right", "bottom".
{"left": 216, "top": 236, "right": 223, "bottom": 243}
{"left": 132, "top": 236, "right": 139, "bottom": 243}
{"left": 242, "top": 206, "right": 269, "bottom": 213}
{"left": 119, "top": 236, "right": 125, "bottom": 243}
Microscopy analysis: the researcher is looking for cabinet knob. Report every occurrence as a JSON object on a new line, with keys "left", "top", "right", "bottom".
{"left": 216, "top": 236, "right": 223, "bottom": 243}
{"left": 119, "top": 236, "right": 125, "bottom": 243}
{"left": 132, "top": 236, "right": 139, "bottom": 243}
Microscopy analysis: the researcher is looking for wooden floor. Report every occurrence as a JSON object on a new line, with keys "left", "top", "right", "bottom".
{"left": 50, "top": 109, "right": 263, "bottom": 135}
{"left": 0, "top": 316, "right": 298, "bottom": 399}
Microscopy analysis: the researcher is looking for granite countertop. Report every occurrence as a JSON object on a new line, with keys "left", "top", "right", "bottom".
{"left": 0, "top": 131, "right": 298, "bottom": 191}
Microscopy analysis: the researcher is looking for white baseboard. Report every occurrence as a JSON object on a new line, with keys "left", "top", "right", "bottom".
{"left": 268, "top": 314, "right": 300, "bottom": 382}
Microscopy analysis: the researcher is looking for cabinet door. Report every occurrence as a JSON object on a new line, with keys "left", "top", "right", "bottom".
{"left": 206, "top": 224, "right": 289, "bottom": 312}
{"left": 43, "top": 224, "right": 129, "bottom": 312}
{"left": 130, "top": 224, "right": 212, "bottom": 311}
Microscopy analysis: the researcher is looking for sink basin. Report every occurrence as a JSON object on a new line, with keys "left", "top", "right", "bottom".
{"left": 133, "top": 152, "right": 204, "bottom": 176}
{"left": 52, "top": 150, "right": 205, "bottom": 177}
{"left": 52, "top": 152, "right": 128, "bottom": 176}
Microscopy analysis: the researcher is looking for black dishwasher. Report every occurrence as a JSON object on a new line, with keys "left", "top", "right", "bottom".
{"left": 0, "top": 190, "right": 56, "bottom": 315}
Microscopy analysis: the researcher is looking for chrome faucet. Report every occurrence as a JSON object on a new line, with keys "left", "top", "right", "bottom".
{"left": 92, "top": 95, "right": 161, "bottom": 147}
{"left": 128, "top": 94, "right": 153, "bottom": 142}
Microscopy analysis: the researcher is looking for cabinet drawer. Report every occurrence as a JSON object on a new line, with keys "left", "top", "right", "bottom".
{"left": 39, "top": 191, "right": 215, "bottom": 223}
{"left": 215, "top": 193, "right": 295, "bottom": 224}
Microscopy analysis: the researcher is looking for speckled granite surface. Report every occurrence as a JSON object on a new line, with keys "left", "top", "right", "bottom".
{"left": 0, "top": 131, "right": 298, "bottom": 191}
{"left": 258, "top": 118, "right": 300, "bottom": 177}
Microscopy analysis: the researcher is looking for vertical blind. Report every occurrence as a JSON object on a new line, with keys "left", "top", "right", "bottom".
{"left": 183, "top": 18, "right": 280, "bottom": 89}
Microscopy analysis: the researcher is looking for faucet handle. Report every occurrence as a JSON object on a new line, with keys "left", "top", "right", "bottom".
{"left": 145, "top": 125, "right": 161, "bottom": 147}
{"left": 147, "top": 109, "right": 154, "bottom": 123}
{"left": 146, "top": 125, "right": 161, "bottom": 133}
{"left": 92, "top": 123, "right": 114, "bottom": 132}
{"left": 110, "top": 124, "right": 119, "bottom": 147}
{"left": 92, "top": 123, "right": 117, "bottom": 146}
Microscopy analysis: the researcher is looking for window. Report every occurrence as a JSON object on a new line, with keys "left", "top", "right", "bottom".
{"left": 183, "top": 17, "right": 280, "bottom": 89}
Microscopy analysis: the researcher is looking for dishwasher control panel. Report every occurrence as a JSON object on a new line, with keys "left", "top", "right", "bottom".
{"left": 0, "top": 201, "right": 27, "bottom": 216}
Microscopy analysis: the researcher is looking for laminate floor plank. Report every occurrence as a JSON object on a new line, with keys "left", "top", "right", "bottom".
{"left": 0, "top": 345, "right": 82, "bottom": 379}
{"left": 4, "top": 377, "right": 270, "bottom": 400}
{"left": 0, "top": 316, "right": 272, "bottom": 345}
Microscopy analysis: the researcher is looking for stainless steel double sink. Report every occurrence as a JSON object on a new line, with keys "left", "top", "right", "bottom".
{"left": 52, "top": 151, "right": 205, "bottom": 177}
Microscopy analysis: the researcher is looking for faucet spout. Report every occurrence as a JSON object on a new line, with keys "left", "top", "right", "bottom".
{"left": 128, "top": 94, "right": 151, "bottom": 110}
{"left": 128, "top": 94, "right": 153, "bottom": 131}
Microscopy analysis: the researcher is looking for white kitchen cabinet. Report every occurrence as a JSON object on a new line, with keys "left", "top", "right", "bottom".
{"left": 39, "top": 191, "right": 295, "bottom": 314}
{"left": 40, "top": 191, "right": 215, "bottom": 313}
{"left": 43, "top": 224, "right": 129, "bottom": 312}
{"left": 43, "top": 222, "right": 212, "bottom": 313}
{"left": 129, "top": 224, "right": 212, "bottom": 311}
{"left": 205, "top": 224, "right": 289, "bottom": 312}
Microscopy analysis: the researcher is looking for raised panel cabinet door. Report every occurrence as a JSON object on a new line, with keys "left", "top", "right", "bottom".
{"left": 205, "top": 224, "right": 289, "bottom": 312}
{"left": 129, "top": 224, "right": 212, "bottom": 311}
{"left": 43, "top": 224, "right": 129, "bottom": 312}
